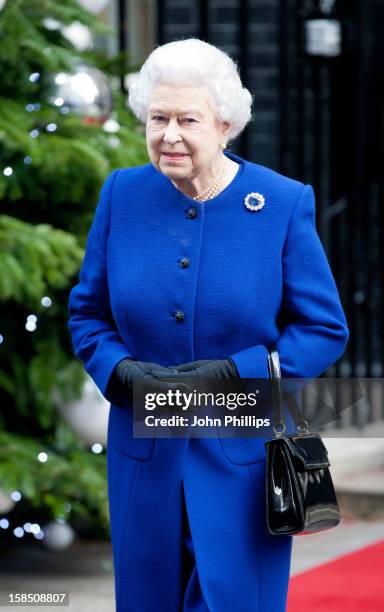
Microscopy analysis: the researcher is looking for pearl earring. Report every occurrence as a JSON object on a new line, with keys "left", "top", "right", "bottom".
{"left": 220, "top": 142, "right": 227, "bottom": 149}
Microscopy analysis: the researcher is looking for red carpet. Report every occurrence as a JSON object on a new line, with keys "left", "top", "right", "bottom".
{"left": 287, "top": 539, "right": 384, "bottom": 612}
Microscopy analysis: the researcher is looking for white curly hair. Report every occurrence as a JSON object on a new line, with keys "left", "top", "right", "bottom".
{"left": 128, "top": 38, "right": 253, "bottom": 143}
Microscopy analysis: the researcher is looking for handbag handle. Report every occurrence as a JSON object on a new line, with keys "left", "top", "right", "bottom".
{"left": 267, "top": 349, "right": 309, "bottom": 436}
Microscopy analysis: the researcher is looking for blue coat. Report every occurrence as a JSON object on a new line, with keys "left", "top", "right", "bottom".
{"left": 68, "top": 150, "right": 349, "bottom": 611}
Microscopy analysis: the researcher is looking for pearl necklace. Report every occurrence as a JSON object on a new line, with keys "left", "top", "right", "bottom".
{"left": 192, "top": 162, "right": 226, "bottom": 202}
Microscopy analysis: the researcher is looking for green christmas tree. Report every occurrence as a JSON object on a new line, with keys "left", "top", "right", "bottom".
{"left": 0, "top": 0, "right": 148, "bottom": 540}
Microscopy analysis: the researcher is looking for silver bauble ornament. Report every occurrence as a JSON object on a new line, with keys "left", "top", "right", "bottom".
{"left": 0, "top": 489, "right": 15, "bottom": 514}
{"left": 54, "top": 374, "right": 109, "bottom": 446}
{"left": 51, "top": 64, "right": 112, "bottom": 123}
{"left": 43, "top": 520, "right": 75, "bottom": 550}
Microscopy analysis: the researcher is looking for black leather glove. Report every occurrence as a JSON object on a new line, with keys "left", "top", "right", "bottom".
{"left": 171, "top": 358, "right": 239, "bottom": 379}
{"left": 114, "top": 358, "right": 190, "bottom": 395}
{"left": 168, "top": 359, "right": 240, "bottom": 410}
{"left": 115, "top": 359, "right": 175, "bottom": 387}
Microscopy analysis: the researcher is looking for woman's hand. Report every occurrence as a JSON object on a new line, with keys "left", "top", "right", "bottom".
{"left": 116, "top": 359, "right": 174, "bottom": 386}
{"left": 171, "top": 358, "right": 239, "bottom": 379}
{"left": 113, "top": 358, "right": 239, "bottom": 400}
{"left": 167, "top": 358, "right": 240, "bottom": 398}
{"left": 115, "top": 359, "right": 190, "bottom": 394}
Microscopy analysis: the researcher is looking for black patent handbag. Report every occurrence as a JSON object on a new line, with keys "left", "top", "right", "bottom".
{"left": 265, "top": 349, "right": 341, "bottom": 536}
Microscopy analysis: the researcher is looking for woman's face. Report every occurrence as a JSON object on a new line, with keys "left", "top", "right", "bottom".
{"left": 145, "top": 82, "right": 230, "bottom": 181}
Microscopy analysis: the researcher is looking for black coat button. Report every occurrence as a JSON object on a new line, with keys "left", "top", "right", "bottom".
{"left": 174, "top": 310, "right": 185, "bottom": 321}
{"left": 187, "top": 207, "right": 197, "bottom": 219}
{"left": 179, "top": 257, "right": 190, "bottom": 268}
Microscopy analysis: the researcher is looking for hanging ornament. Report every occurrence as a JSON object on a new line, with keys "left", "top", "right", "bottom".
{"left": 77, "top": 0, "right": 109, "bottom": 14}
{"left": 54, "top": 374, "right": 109, "bottom": 446}
{"left": 62, "top": 21, "right": 93, "bottom": 52}
{"left": 103, "top": 118, "right": 120, "bottom": 133}
{"left": 43, "top": 18, "right": 61, "bottom": 31}
{"left": 0, "top": 489, "right": 15, "bottom": 514}
{"left": 51, "top": 64, "right": 113, "bottom": 123}
{"left": 43, "top": 520, "right": 75, "bottom": 550}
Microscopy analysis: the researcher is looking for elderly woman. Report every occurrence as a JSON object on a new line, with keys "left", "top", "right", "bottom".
{"left": 68, "top": 39, "right": 349, "bottom": 612}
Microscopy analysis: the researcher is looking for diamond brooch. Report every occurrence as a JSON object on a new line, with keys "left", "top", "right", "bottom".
{"left": 244, "top": 192, "right": 265, "bottom": 212}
